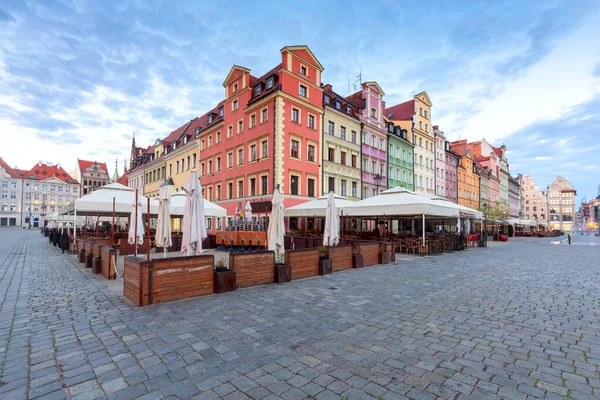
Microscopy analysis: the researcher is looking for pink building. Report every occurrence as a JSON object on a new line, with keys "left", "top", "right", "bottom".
{"left": 444, "top": 141, "right": 458, "bottom": 203}
{"left": 475, "top": 155, "right": 500, "bottom": 206}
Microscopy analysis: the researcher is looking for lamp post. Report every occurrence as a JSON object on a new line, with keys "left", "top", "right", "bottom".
{"left": 482, "top": 202, "right": 488, "bottom": 238}
{"left": 374, "top": 174, "right": 382, "bottom": 195}
{"left": 518, "top": 211, "right": 522, "bottom": 234}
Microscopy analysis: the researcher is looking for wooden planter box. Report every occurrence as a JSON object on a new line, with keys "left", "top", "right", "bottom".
{"left": 379, "top": 252, "right": 389, "bottom": 264}
{"left": 214, "top": 269, "right": 236, "bottom": 294}
{"left": 285, "top": 248, "right": 319, "bottom": 280}
{"left": 352, "top": 254, "right": 364, "bottom": 268}
{"left": 229, "top": 251, "right": 275, "bottom": 288}
{"left": 77, "top": 239, "right": 87, "bottom": 263}
{"left": 119, "top": 237, "right": 150, "bottom": 256}
{"left": 275, "top": 264, "right": 291, "bottom": 283}
{"left": 329, "top": 245, "right": 352, "bottom": 272}
{"left": 319, "top": 258, "right": 332, "bottom": 275}
{"left": 379, "top": 241, "right": 395, "bottom": 262}
{"left": 100, "top": 246, "right": 117, "bottom": 280}
{"left": 352, "top": 242, "right": 380, "bottom": 266}
{"left": 123, "top": 255, "right": 214, "bottom": 306}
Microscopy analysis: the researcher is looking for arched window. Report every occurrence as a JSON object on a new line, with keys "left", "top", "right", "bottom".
{"left": 83, "top": 180, "right": 87, "bottom": 186}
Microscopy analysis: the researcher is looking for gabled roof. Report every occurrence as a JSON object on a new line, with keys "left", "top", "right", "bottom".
{"left": 322, "top": 84, "right": 359, "bottom": 120}
{"left": 116, "top": 172, "right": 128, "bottom": 185}
{"left": 25, "top": 162, "right": 78, "bottom": 184}
{"left": 345, "top": 90, "right": 363, "bottom": 109}
{"left": 363, "top": 81, "right": 385, "bottom": 96}
{"left": 223, "top": 65, "right": 251, "bottom": 87}
{"left": 248, "top": 63, "right": 282, "bottom": 106}
{"left": 78, "top": 159, "right": 108, "bottom": 175}
{"left": 0, "top": 157, "right": 20, "bottom": 178}
{"left": 281, "top": 45, "right": 324, "bottom": 71}
{"left": 414, "top": 91, "right": 432, "bottom": 107}
{"left": 385, "top": 100, "right": 415, "bottom": 121}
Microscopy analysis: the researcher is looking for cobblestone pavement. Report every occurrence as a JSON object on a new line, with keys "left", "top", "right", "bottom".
{"left": 1, "top": 229, "right": 599, "bottom": 400}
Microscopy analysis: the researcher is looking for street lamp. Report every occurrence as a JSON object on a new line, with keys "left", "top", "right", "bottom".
{"left": 374, "top": 174, "right": 382, "bottom": 195}
{"left": 482, "top": 202, "right": 488, "bottom": 238}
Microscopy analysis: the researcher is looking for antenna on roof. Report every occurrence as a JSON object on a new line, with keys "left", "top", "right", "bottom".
{"left": 352, "top": 68, "right": 362, "bottom": 94}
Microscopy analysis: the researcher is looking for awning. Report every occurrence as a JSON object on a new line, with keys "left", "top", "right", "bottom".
{"left": 284, "top": 194, "right": 357, "bottom": 217}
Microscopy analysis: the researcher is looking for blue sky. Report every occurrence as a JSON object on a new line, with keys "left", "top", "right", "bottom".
{"left": 1, "top": 0, "right": 599, "bottom": 201}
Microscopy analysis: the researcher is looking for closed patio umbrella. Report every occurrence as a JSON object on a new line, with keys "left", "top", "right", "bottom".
{"left": 267, "top": 186, "right": 285, "bottom": 261}
{"left": 155, "top": 184, "right": 172, "bottom": 258}
{"left": 128, "top": 191, "right": 144, "bottom": 250}
{"left": 245, "top": 200, "right": 252, "bottom": 222}
{"left": 323, "top": 192, "right": 339, "bottom": 246}
{"left": 181, "top": 171, "right": 207, "bottom": 256}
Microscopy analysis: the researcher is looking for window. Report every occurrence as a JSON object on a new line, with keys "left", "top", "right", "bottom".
{"left": 238, "top": 148, "right": 244, "bottom": 165}
{"left": 228, "top": 152, "right": 233, "bottom": 168}
{"left": 379, "top": 138, "right": 384, "bottom": 150}
{"left": 262, "top": 140, "right": 268, "bottom": 158}
{"left": 362, "top": 158, "right": 367, "bottom": 171}
{"left": 299, "top": 85, "right": 307, "bottom": 98}
{"left": 192, "top": 153, "right": 197, "bottom": 168}
{"left": 351, "top": 130, "right": 357, "bottom": 143}
{"left": 419, "top": 121, "right": 422, "bottom": 130}
{"left": 290, "top": 175, "right": 299, "bottom": 195}
{"left": 340, "top": 152, "right": 347, "bottom": 165}
{"left": 228, "top": 182, "right": 233, "bottom": 199}
{"left": 346, "top": 106, "right": 352, "bottom": 114}
{"left": 424, "top": 110, "right": 428, "bottom": 119}
{"left": 250, "top": 178, "right": 256, "bottom": 196}
{"left": 371, "top": 135, "right": 375, "bottom": 147}
{"left": 262, "top": 108, "right": 268, "bottom": 123}
{"left": 371, "top": 108, "right": 376, "bottom": 118}
{"left": 371, "top": 161, "right": 376, "bottom": 173}
{"left": 380, "top": 163, "right": 384, "bottom": 176}
{"left": 206, "top": 217, "right": 212, "bottom": 230}
{"left": 300, "top": 66, "right": 307, "bottom": 76}
{"left": 250, "top": 145, "right": 257, "bottom": 162}
{"left": 324, "top": 94, "right": 330, "bottom": 104}
{"left": 307, "top": 145, "right": 315, "bottom": 162}
{"left": 351, "top": 154, "right": 357, "bottom": 168}
{"left": 219, "top": 107, "right": 224, "bottom": 118}
{"left": 352, "top": 182, "right": 357, "bottom": 198}
{"left": 261, "top": 175, "right": 268, "bottom": 195}
{"left": 208, "top": 160, "right": 212, "bottom": 174}
{"left": 201, "top": 163, "right": 205, "bottom": 176}
{"left": 250, "top": 114, "right": 256, "bottom": 128}
{"left": 267, "top": 78, "right": 274, "bottom": 89}
{"left": 233, "top": 83, "right": 238, "bottom": 92}
{"left": 233, "top": 99, "right": 238, "bottom": 111}
{"left": 291, "top": 140, "right": 299, "bottom": 158}
{"left": 216, "top": 156, "right": 221, "bottom": 171}
{"left": 340, "top": 126, "right": 346, "bottom": 140}
{"left": 238, "top": 180, "right": 244, "bottom": 197}
{"left": 308, "top": 115, "right": 315, "bottom": 129}
{"left": 307, "top": 178, "right": 315, "bottom": 197}
{"left": 328, "top": 121, "right": 334, "bottom": 135}
{"left": 335, "top": 101, "right": 341, "bottom": 110}
{"left": 361, "top": 131, "right": 366, "bottom": 144}
{"left": 228, "top": 126, "right": 233, "bottom": 138}
{"left": 187, "top": 156, "right": 191, "bottom": 170}
{"left": 328, "top": 177, "right": 335, "bottom": 193}
{"left": 292, "top": 108, "right": 299, "bottom": 123}
{"left": 328, "top": 148, "right": 335, "bottom": 162}
{"left": 238, "top": 120, "right": 243, "bottom": 133}
{"left": 341, "top": 180, "right": 347, "bottom": 196}
{"left": 216, "top": 185, "right": 221, "bottom": 200}
{"left": 216, "top": 132, "right": 221, "bottom": 143}
{"left": 255, "top": 85, "right": 262, "bottom": 96}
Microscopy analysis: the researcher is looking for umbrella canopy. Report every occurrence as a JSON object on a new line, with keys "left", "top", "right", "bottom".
{"left": 181, "top": 171, "right": 207, "bottom": 256}
{"left": 64, "top": 182, "right": 157, "bottom": 217}
{"left": 323, "top": 192, "right": 340, "bottom": 246}
{"left": 284, "top": 194, "right": 356, "bottom": 217}
{"left": 267, "top": 187, "right": 285, "bottom": 255}
{"left": 155, "top": 185, "right": 172, "bottom": 250}
{"left": 426, "top": 195, "right": 483, "bottom": 219}
{"left": 245, "top": 201, "right": 253, "bottom": 221}
{"left": 151, "top": 191, "right": 226, "bottom": 217}
{"left": 128, "top": 191, "right": 145, "bottom": 245}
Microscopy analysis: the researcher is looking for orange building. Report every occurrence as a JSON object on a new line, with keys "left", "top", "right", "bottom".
{"left": 451, "top": 145, "right": 480, "bottom": 210}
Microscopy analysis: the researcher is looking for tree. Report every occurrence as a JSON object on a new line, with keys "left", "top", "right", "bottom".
{"left": 480, "top": 199, "right": 510, "bottom": 234}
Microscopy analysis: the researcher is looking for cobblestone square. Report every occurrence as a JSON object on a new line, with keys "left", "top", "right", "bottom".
{"left": 1, "top": 229, "right": 599, "bottom": 399}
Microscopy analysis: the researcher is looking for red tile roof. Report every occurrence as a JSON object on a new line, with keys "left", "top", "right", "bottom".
{"left": 322, "top": 84, "right": 360, "bottom": 119}
{"left": 0, "top": 157, "right": 21, "bottom": 178}
{"left": 78, "top": 159, "right": 109, "bottom": 175}
{"left": 25, "top": 162, "right": 78, "bottom": 184}
{"left": 385, "top": 100, "right": 415, "bottom": 121}
{"left": 247, "top": 63, "right": 282, "bottom": 106}
{"left": 116, "top": 172, "right": 128, "bottom": 185}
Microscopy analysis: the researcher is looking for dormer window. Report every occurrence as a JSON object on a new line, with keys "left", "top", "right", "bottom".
{"left": 346, "top": 106, "right": 352, "bottom": 114}
{"left": 172, "top": 142, "right": 176, "bottom": 150}
{"left": 324, "top": 95, "right": 330, "bottom": 104}
{"left": 389, "top": 124, "right": 394, "bottom": 133}
{"left": 195, "top": 127, "right": 200, "bottom": 136}
{"left": 300, "top": 66, "right": 307, "bottom": 76}
{"left": 218, "top": 107, "right": 223, "bottom": 117}
{"left": 371, "top": 108, "right": 376, "bottom": 118}
{"left": 208, "top": 114, "right": 213, "bottom": 123}
{"left": 267, "top": 78, "right": 274, "bottom": 89}
{"left": 183, "top": 135, "right": 188, "bottom": 145}
{"left": 335, "top": 101, "right": 341, "bottom": 110}
{"left": 256, "top": 85, "right": 262, "bottom": 96}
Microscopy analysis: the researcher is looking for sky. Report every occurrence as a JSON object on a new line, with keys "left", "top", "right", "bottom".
{"left": 0, "top": 0, "right": 599, "bottom": 201}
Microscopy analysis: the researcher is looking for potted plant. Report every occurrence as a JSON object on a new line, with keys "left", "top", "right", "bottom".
{"left": 213, "top": 258, "right": 236, "bottom": 294}
{"left": 318, "top": 246, "right": 332, "bottom": 275}
{"left": 274, "top": 251, "right": 291, "bottom": 283}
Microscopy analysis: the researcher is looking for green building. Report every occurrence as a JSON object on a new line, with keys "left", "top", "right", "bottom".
{"left": 385, "top": 121, "right": 414, "bottom": 191}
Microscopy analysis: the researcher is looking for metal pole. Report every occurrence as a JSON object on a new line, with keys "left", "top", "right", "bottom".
{"left": 147, "top": 197, "right": 151, "bottom": 260}
{"left": 96, "top": 211, "right": 99, "bottom": 239}
{"left": 422, "top": 213, "right": 425, "bottom": 246}
{"left": 74, "top": 209, "right": 77, "bottom": 244}
{"left": 85, "top": 216, "right": 88, "bottom": 238}
{"left": 134, "top": 188, "right": 138, "bottom": 257}
{"left": 112, "top": 197, "right": 115, "bottom": 246}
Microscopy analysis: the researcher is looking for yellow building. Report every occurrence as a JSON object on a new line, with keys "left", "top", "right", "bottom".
{"left": 457, "top": 150, "right": 480, "bottom": 209}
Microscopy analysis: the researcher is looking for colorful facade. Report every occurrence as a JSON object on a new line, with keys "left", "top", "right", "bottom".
{"left": 386, "top": 92, "right": 435, "bottom": 195}
{"left": 521, "top": 173, "right": 548, "bottom": 223}
{"left": 433, "top": 126, "right": 446, "bottom": 197}
{"left": 547, "top": 176, "right": 576, "bottom": 232}
{"left": 385, "top": 120, "right": 414, "bottom": 191}
{"left": 454, "top": 148, "right": 480, "bottom": 210}
{"left": 444, "top": 142, "right": 458, "bottom": 203}
{"left": 347, "top": 82, "right": 388, "bottom": 198}
{"left": 70, "top": 159, "right": 109, "bottom": 195}
{"left": 322, "top": 84, "right": 361, "bottom": 199}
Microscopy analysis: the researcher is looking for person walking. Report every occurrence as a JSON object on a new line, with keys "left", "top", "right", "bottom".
{"left": 568, "top": 234, "right": 571, "bottom": 245}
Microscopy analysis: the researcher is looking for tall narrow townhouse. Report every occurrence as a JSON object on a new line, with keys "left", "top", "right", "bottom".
{"left": 451, "top": 146, "right": 480, "bottom": 210}
{"left": 385, "top": 118, "right": 414, "bottom": 191}
{"left": 346, "top": 82, "right": 388, "bottom": 198}
{"left": 433, "top": 126, "right": 446, "bottom": 197}
{"left": 197, "top": 45, "right": 324, "bottom": 228}
{"left": 459, "top": 139, "right": 507, "bottom": 206}
{"left": 444, "top": 141, "right": 459, "bottom": 203}
{"left": 386, "top": 92, "right": 435, "bottom": 195}
{"left": 321, "top": 84, "right": 362, "bottom": 200}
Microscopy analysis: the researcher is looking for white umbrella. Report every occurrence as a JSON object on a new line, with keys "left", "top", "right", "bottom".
{"left": 323, "top": 192, "right": 339, "bottom": 246}
{"left": 267, "top": 187, "right": 285, "bottom": 260}
{"left": 155, "top": 185, "right": 172, "bottom": 258}
{"left": 181, "top": 171, "right": 207, "bottom": 256}
{"left": 245, "top": 201, "right": 253, "bottom": 222}
{"left": 128, "top": 191, "right": 144, "bottom": 247}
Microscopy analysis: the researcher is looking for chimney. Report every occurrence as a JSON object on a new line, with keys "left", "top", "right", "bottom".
{"left": 323, "top": 84, "right": 332, "bottom": 91}
{"left": 56, "top": 163, "right": 60, "bottom": 169}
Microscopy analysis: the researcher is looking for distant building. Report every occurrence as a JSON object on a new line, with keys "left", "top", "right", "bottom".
{"left": 70, "top": 159, "right": 109, "bottom": 195}
{"left": 508, "top": 175, "right": 521, "bottom": 218}
{"left": 444, "top": 141, "right": 459, "bottom": 203}
{"left": 520, "top": 173, "right": 548, "bottom": 224}
{"left": 547, "top": 176, "right": 576, "bottom": 232}
{"left": 0, "top": 157, "right": 23, "bottom": 227}
{"left": 433, "top": 126, "right": 446, "bottom": 197}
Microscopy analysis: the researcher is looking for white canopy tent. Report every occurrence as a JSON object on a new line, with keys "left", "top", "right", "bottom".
{"left": 151, "top": 191, "right": 226, "bottom": 218}
{"left": 284, "top": 194, "right": 357, "bottom": 217}
{"left": 426, "top": 195, "right": 484, "bottom": 220}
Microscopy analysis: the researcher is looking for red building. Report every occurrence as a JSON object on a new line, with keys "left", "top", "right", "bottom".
{"left": 198, "top": 45, "right": 324, "bottom": 225}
